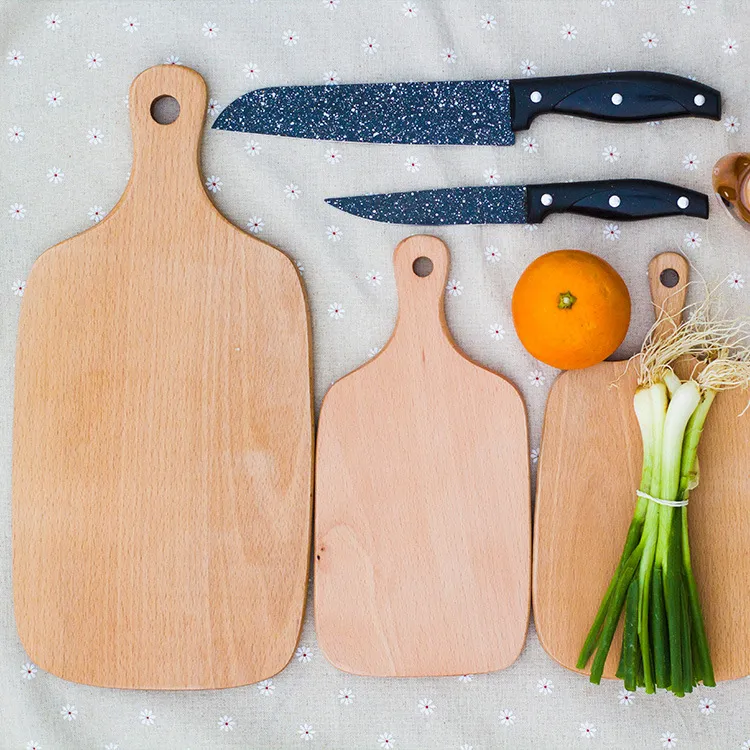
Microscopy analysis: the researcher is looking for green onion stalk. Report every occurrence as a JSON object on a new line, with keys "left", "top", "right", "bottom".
{"left": 577, "top": 292, "right": 750, "bottom": 696}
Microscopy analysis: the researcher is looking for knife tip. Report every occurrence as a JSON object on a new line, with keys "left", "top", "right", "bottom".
{"left": 211, "top": 98, "right": 253, "bottom": 131}
{"left": 211, "top": 108, "right": 231, "bottom": 130}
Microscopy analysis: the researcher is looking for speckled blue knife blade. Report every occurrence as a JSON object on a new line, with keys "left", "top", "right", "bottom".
{"left": 213, "top": 80, "right": 514, "bottom": 146}
{"left": 326, "top": 186, "right": 528, "bottom": 225}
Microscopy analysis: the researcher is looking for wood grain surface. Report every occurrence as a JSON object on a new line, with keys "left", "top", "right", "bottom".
{"left": 314, "top": 235, "right": 531, "bottom": 677}
{"left": 12, "top": 65, "right": 313, "bottom": 689}
{"left": 534, "top": 251, "right": 750, "bottom": 681}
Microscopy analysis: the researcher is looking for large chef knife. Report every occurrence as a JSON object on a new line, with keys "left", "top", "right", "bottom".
{"left": 325, "top": 180, "right": 709, "bottom": 225}
{"left": 213, "top": 72, "right": 720, "bottom": 146}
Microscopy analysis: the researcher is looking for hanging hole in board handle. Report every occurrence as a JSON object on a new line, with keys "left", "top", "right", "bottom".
{"left": 412, "top": 256, "right": 434, "bottom": 277}
{"left": 660, "top": 268, "right": 680, "bottom": 289}
{"left": 150, "top": 95, "right": 180, "bottom": 125}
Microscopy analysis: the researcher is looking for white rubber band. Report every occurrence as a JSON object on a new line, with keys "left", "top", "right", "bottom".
{"left": 636, "top": 490, "right": 689, "bottom": 508}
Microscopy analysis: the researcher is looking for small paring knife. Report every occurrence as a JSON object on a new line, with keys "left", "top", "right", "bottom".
{"left": 213, "top": 72, "right": 721, "bottom": 146}
{"left": 325, "top": 180, "right": 709, "bottom": 226}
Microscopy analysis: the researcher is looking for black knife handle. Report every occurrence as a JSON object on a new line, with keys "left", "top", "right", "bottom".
{"left": 510, "top": 72, "right": 721, "bottom": 131}
{"left": 526, "top": 180, "right": 709, "bottom": 223}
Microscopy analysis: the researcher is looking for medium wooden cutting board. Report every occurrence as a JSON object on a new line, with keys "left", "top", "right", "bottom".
{"left": 534, "top": 251, "right": 750, "bottom": 681}
{"left": 12, "top": 65, "right": 313, "bottom": 689}
{"left": 315, "top": 235, "right": 530, "bottom": 677}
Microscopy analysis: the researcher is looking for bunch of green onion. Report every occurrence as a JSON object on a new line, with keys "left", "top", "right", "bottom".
{"left": 577, "top": 294, "right": 750, "bottom": 696}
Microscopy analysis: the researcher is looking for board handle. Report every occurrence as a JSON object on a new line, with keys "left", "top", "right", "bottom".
{"left": 128, "top": 65, "right": 207, "bottom": 195}
{"left": 392, "top": 235, "right": 450, "bottom": 342}
{"left": 647, "top": 252, "right": 690, "bottom": 341}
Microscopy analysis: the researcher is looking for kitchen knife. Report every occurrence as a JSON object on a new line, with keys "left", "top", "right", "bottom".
{"left": 325, "top": 180, "right": 709, "bottom": 225}
{"left": 213, "top": 72, "right": 721, "bottom": 146}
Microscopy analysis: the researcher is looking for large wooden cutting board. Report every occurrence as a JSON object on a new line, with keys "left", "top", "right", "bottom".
{"left": 534, "top": 251, "right": 750, "bottom": 681}
{"left": 315, "top": 235, "right": 530, "bottom": 677}
{"left": 12, "top": 65, "right": 313, "bottom": 689}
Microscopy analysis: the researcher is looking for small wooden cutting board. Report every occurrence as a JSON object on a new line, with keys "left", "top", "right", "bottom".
{"left": 315, "top": 235, "right": 530, "bottom": 677}
{"left": 534, "top": 251, "right": 750, "bottom": 681}
{"left": 12, "top": 65, "right": 313, "bottom": 689}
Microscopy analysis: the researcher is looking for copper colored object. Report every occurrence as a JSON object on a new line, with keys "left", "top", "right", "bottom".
{"left": 713, "top": 152, "right": 750, "bottom": 225}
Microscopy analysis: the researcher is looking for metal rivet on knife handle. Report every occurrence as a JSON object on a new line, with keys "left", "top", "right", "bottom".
{"left": 530, "top": 91, "right": 542, "bottom": 103}
{"left": 611, "top": 93, "right": 623, "bottom": 105}
{"left": 678, "top": 196, "right": 690, "bottom": 209}
{"left": 694, "top": 94, "right": 705, "bottom": 106}
{"left": 541, "top": 193, "right": 553, "bottom": 206}
{"left": 609, "top": 195, "right": 621, "bottom": 208}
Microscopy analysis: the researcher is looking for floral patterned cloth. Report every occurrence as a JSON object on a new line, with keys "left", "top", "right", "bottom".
{"left": 2, "top": 1, "right": 750, "bottom": 748}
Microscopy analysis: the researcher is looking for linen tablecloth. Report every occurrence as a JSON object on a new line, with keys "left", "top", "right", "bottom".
{"left": 2, "top": 1, "right": 750, "bottom": 747}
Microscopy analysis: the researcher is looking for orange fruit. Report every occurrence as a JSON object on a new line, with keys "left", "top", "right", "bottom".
{"left": 512, "top": 250, "right": 631, "bottom": 370}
